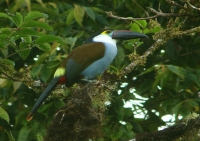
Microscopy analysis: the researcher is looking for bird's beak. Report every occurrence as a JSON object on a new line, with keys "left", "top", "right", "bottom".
{"left": 112, "top": 30, "right": 148, "bottom": 40}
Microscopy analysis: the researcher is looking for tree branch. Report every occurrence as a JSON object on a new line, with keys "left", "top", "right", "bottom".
{"left": 132, "top": 0, "right": 149, "bottom": 17}
{"left": 106, "top": 8, "right": 192, "bottom": 21}
{"left": 186, "top": 0, "right": 200, "bottom": 11}
{"left": 136, "top": 113, "right": 200, "bottom": 141}
{"left": 0, "top": 59, "right": 43, "bottom": 93}
{"left": 120, "top": 25, "right": 200, "bottom": 76}
{"left": 165, "top": 0, "right": 187, "bottom": 9}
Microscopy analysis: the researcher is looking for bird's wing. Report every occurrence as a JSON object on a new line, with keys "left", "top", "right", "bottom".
{"left": 60, "top": 42, "right": 105, "bottom": 86}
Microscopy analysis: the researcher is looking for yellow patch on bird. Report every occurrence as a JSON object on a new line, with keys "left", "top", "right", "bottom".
{"left": 101, "top": 30, "right": 112, "bottom": 36}
{"left": 54, "top": 68, "right": 65, "bottom": 77}
{"left": 101, "top": 31, "right": 107, "bottom": 35}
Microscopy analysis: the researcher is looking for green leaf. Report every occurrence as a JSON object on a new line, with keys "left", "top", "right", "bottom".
{"left": 179, "top": 104, "right": 190, "bottom": 117}
{"left": 19, "top": 42, "right": 31, "bottom": 60}
{"left": 167, "top": 65, "right": 185, "bottom": 79}
{"left": 136, "top": 79, "right": 152, "bottom": 94}
{"left": 22, "top": 20, "right": 53, "bottom": 31}
{"left": 24, "top": 11, "right": 48, "bottom": 22}
{"left": 11, "top": 12, "right": 23, "bottom": 27}
{"left": 152, "top": 67, "right": 169, "bottom": 90}
{"left": 126, "top": 122, "right": 133, "bottom": 131}
{"left": 36, "top": 134, "right": 44, "bottom": 141}
{"left": 137, "top": 66, "right": 155, "bottom": 77}
{"left": 21, "top": 36, "right": 32, "bottom": 43}
{"left": 0, "top": 34, "right": 9, "bottom": 43}
{"left": 114, "top": 46, "right": 125, "bottom": 69}
{"left": 137, "top": 20, "right": 147, "bottom": 28}
{"left": 65, "top": 37, "right": 77, "bottom": 48}
{"left": 1, "top": 48, "right": 8, "bottom": 57}
{"left": 124, "top": 108, "right": 133, "bottom": 117}
{"left": 130, "top": 23, "right": 142, "bottom": 32}
{"left": 31, "top": 65, "right": 42, "bottom": 76}
{"left": 160, "top": 70, "right": 172, "bottom": 88}
{"left": 66, "top": 9, "right": 74, "bottom": 25}
{"left": 35, "top": 53, "right": 49, "bottom": 64}
{"left": 172, "top": 101, "right": 183, "bottom": 115}
{"left": 36, "top": 43, "right": 51, "bottom": 53}
{"left": 0, "top": 13, "right": 11, "bottom": 19}
{"left": 17, "top": 28, "right": 41, "bottom": 37}
{"left": 132, "top": 121, "right": 143, "bottom": 133}
{"left": 10, "top": 0, "right": 26, "bottom": 13}
{"left": 74, "top": 4, "right": 85, "bottom": 27}
{"left": 187, "top": 99, "right": 198, "bottom": 108}
{"left": 40, "top": 64, "right": 55, "bottom": 82}
{"left": 4, "top": 129, "right": 15, "bottom": 141}
{"left": 114, "top": 99, "right": 124, "bottom": 120}
{"left": 0, "top": 107, "right": 10, "bottom": 123}
{"left": 0, "top": 28, "right": 12, "bottom": 35}
{"left": 2, "top": 59, "right": 15, "bottom": 67}
{"left": 46, "top": 61, "right": 61, "bottom": 68}
{"left": 145, "top": 26, "right": 161, "bottom": 34}
{"left": 185, "top": 70, "right": 200, "bottom": 86}
{"left": 111, "top": 130, "right": 123, "bottom": 141}
{"left": 83, "top": 7, "right": 95, "bottom": 21}
{"left": 75, "top": 30, "right": 84, "bottom": 38}
{"left": 36, "top": 35, "right": 64, "bottom": 44}
{"left": 17, "top": 126, "right": 31, "bottom": 141}
{"left": 96, "top": 14, "right": 109, "bottom": 25}
{"left": 90, "top": 7, "right": 105, "bottom": 13}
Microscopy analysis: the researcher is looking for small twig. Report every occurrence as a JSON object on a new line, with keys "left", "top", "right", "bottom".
{"left": 158, "top": 3, "right": 162, "bottom": 13}
{"left": 132, "top": 0, "right": 149, "bottom": 17}
{"left": 147, "top": 7, "right": 189, "bottom": 17}
{"left": 106, "top": 9, "right": 191, "bottom": 21}
{"left": 106, "top": 11, "right": 158, "bottom": 20}
{"left": 179, "top": 52, "right": 193, "bottom": 56}
{"left": 166, "top": 0, "right": 187, "bottom": 9}
{"left": 6, "top": 47, "right": 32, "bottom": 58}
{"left": 115, "top": 55, "right": 129, "bottom": 59}
{"left": 186, "top": 0, "right": 200, "bottom": 11}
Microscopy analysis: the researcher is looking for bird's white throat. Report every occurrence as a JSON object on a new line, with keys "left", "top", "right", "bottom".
{"left": 93, "top": 34, "right": 117, "bottom": 46}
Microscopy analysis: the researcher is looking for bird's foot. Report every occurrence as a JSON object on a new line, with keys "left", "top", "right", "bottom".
{"left": 80, "top": 79, "right": 97, "bottom": 83}
{"left": 54, "top": 110, "right": 66, "bottom": 124}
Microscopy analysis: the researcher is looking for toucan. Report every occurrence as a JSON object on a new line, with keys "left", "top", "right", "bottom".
{"left": 26, "top": 29, "right": 148, "bottom": 121}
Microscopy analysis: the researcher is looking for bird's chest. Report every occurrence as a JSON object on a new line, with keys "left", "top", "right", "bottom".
{"left": 81, "top": 43, "right": 117, "bottom": 79}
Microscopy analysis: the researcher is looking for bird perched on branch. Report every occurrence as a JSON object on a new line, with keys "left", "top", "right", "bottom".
{"left": 26, "top": 29, "right": 148, "bottom": 121}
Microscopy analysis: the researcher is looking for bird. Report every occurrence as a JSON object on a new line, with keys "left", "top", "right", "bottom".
{"left": 26, "top": 29, "right": 148, "bottom": 121}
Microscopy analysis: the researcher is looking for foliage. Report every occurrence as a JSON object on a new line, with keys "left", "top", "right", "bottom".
{"left": 0, "top": 0, "right": 200, "bottom": 141}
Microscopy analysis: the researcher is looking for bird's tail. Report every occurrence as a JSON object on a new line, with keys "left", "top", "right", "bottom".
{"left": 26, "top": 77, "right": 60, "bottom": 121}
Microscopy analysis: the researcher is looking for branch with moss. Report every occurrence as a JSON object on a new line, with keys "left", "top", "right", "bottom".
{"left": 136, "top": 113, "right": 200, "bottom": 141}
{"left": 120, "top": 25, "right": 200, "bottom": 76}
{"left": 44, "top": 81, "right": 116, "bottom": 141}
{"left": 0, "top": 59, "right": 44, "bottom": 93}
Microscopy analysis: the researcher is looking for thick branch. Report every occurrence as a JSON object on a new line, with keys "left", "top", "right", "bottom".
{"left": 136, "top": 113, "right": 200, "bottom": 141}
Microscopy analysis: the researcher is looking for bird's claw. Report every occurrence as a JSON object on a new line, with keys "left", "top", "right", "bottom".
{"left": 54, "top": 110, "right": 66, "bottom": 124}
